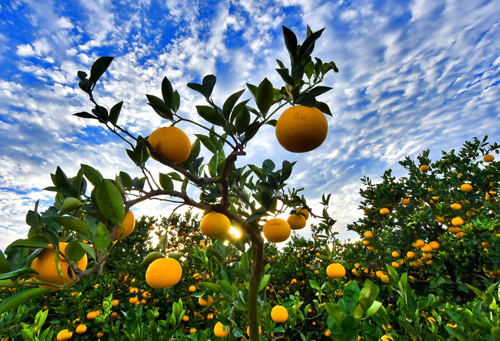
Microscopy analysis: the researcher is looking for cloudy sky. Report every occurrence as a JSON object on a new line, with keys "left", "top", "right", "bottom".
{"left": 1, "top": 0, "right": 500, "bottom": 251}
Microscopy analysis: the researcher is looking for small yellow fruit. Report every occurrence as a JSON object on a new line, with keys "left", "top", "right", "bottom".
{"left": 112, "top": 299, "right": 119, "bottom": 307}
{"left": 198, "top": 296, "right": 213, "bottom": 306}
{"left": 421, "top": 244, "right": 433, "bottom": 252}
{"left": 407, "top": 251, "right": 416, "bottom": 259}
{"left": 451, "top": 217, "right": 464, "bottom": 226}
{"left": 148, "top": 126, "right": 191, "bottom": 164}
{"left": 460, "top": 184, "right": 473, "bottom": 192}
{"left": 380, "top": 208, "right": 390, "bottom": 215}
{"left": 402, "top": 198, "right": 410, "bottom": 205}
{"left": 200, "top": 212, "right": 231, "bottom": 239}
{"left": 189, "top": 285, "right": 196, "bottom": 292}
{"left": 429, "top": 241, "right": 440, "bottom": 249}
{"left": 381, "top": 275, "right": 389, "bottom": 283}
{"left": 298, "top": 208, "right": 310, "bottom": 219}
{"left": 271, "top": 305, "right": 289, "bottom": 323}
{"left": 420, "top": 165, "right": 429, "bottom": 172}
{"left": 145, "top": 258, "right": 182, "bottom": 289}
{"left": 435, "top": 216, "right": 445, "bottom": 223}
{"left": 263, "top": 218, "right": 291, "bottom": 243}
{"left": 327, "top": 263, "right": 346, "bottom": 279}
{"left": 56, "top": 329, "right": 73, "bottom": 341}
{"left": 451, "top": 203, "right": 462, "bottom": 211}
{"left": 483, "top": 154, "right": 494, "bottom": 162}
{"left": 415, "top": 240, "right": 425, "bottom": 248}
{"left": 275, "top": 106, "right": 328, "bottom": 153}
{"left": 76, "top": 324, "right": 87, "bottom": 334}
{"left": 392, "top": 251, "right": 400, "bottom": 258}
{"left": 364, "top": 231, "right": 374, "bottom": 238}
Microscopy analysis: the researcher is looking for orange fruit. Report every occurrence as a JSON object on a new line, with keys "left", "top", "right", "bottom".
{"left": 263, "top": 218, "right": 291, "bottom": 243}
{"left": 451, "top": 203, "right": 462, "bottom": 211}
{"left": 451, "top": 217, "right": 464, "bottom": 226}
{"left": 112, "top": 299, "right": 119, "bottom": 307}
{"left": 76, "top": 324, "right": 87, "bottom": 334}
{"left": 31, "top": 242, "right": 88, "bottom": 289}
{"left": 380, "top": 208, "right": 390, "bottom": 215}
{"left": 407, "top": 251, "right": 416, "bottom": 259}
{"left": 421, "top": 244, "right": 433, "bottom": 252}
{"left": 402, "top": 198, "right": 410, "bottom": 205}
{"left": 414, "top": 240, "right": 425, "bottom": 248}
{"left": 271, "top": 305, "right": 289, "bottom": 323}
{"left": 189, "top": 285, "right": 196, "bottom": 292}
{"left": 145, "top": 258, "right": 182, "bottom": 288}
{"left": 483, "top": 154, "right": 494, "bottom": 162}
{"left": 198, "top": 296, "right": 213, "bottom": 306}
{"left": 364, "top": 231, "right": 374, "bottom": 238}
{"left": 287, "top": 214, "right": 306, "bottom": 230}
{"left": 460, "top": 184, "right": 473, "bottom": 192}
{"left": 214, "top": 322, "right": 230, "bottom": 337}
{"left": 56, "top": 329, "right": 73, "bottom": 341}
{"left": 275, "top": 106, "right": 328, "bottom": 153}
{"left": 200, "top": 212, "right": 230, "bottom": 239}
{"left": 381, "top": 275, "right": 389, "bottom": 283}
{"left": 429, "top": 241, "right": 440, "bottom": 249}
{"left": 112, "top": 210, "right": 135, "bottom": 239}
{"left": 327, "top": 263, "right": 346, "bottom": 279}
{"left": 420, "top": 165, "right": 429, "bottom": 172}
{"left": 148, "top": 126, "right": 191, "bottom": 164}
{"left": 246, "top": 326, "right": 262, "bottom": 336}
{"left": 392, "top": 251, "right": 400, "bottom": 258}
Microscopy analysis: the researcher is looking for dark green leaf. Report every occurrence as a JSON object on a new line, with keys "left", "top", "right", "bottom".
{"left": 256, "top": 78, "right": 274, "bottom": 115}
{"left": 161, "top": 77, "right": 174, "bottom": 110}
{"left": 172, "top": 90, "right": 181, "bottom": 112}
{"left": 159, "top": 173, "right": 174, "bottom": 190}
{"left": 246, "top": 211, "right": 269, "bottom": 223}
{"left": 95, "top": 179, "right": 125, "bottom": 226}
{"left": 235, "top": 106, "right": 250, "bottom": 135}
{"left": 146, "top": 94, "right": 173, "bottom": 120}
{"left": 181, "top": 178, "right": 188, "bottom": 194}
{"left": 295, "top": 93, "right": 317, "bottom": 107}
{"left": 52, "top": 217, "right": 89, "bottom": 237}
{"left": 74, "top": 112, "right": 97, "bottom": 120}
{"left": 8, "top": 239, "right": 49, "bottom": 249}
{"left": 222, "top": 89, "right": 245, "bottom": 121}
{"left": 0, "top": 268, "right": 37, "bottom": 280}
{"left": 59, "top": 197, "right": 84, "bottom": 217}
{"left": 0, "top": 287, "right": 52, "bottom": 315}
{"left": 77, "top": 71, "right": 87, "bottom": 81}
{"left": 109, "top": 101, "right": 123, "bottom": 125}
{"left": 298, "top": 28, "right": 324, "bottom": 61}
{"left": 209, "top": 152, "right": 218, "bottom": 177}
{"left": 316, "top": 101, "right": 332, "bottom": 116}
{"left": 187, "top": 82, "right": 205, "bottom": 97}
{"left": 309, "top": 86, "right": 332, "bottom": 97}
{"left": 196, "top": 106, "right": 225, "bottom": 127}
{"left": 202, "top": 75, "right": 216, "bottom": 98}
{"left": 276, "top": 68, "right": 294, "bottom": 85}
{"left": 119, "top": 172, "right": 133, "bottom": 188}
{"left": 184, "top": 138, "right": 201, "bottom": 164}
{"left": 78, "top": 79, "right": 91, "bottom": 93}
{"left": 265, "top": 119, "right": 278, "bottom": 127}
{"left": 229, "top": 99, "right": 251, "bottom": 124}
{"left": 261, "top": 191, "right": 273, "bottom": 210}
{"left": 246, "top": 83, "right": 258, "bottom": 101}
{"left": 262, "top": 159, "right": 275, "bottom": 175}
{"left": 283, "top": 26, "right": 298, "bottom": 68}
{"left": 0, "top": 250, "right": 10, "bottom": 274}
{"left": 168, "top": 172, "right": 183, "bottom": 181}
{"left": 201, "top": 282, "right": 222, "bottom": 293}
{"left": 196, "top": 134, "right": 217, "bottom": 154}
{"left": 276, "top": 59, "right": 286, "bottom": 69}
{"left": 89, "top": 57, "right": 114, "bottom": 85}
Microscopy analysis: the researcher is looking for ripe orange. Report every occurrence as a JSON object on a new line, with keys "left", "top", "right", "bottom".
{"left": 189, "top": 285, "right": 196, "bottom": 292}
{"left": 271, "top": 305, "right": 289, "bottom": 323}
{"left": 364, "top": 231, "right": 374, "bottom": 238}
{"left": 392, "top": 251, "right": 400, "bottom": 258}
{"left": 275, "top": 106, "right": 328, "bottom": 153}
{"left": 407, "top": 251, "right": 416, "bottom": 259}
{"left": 483, "top": 154, "right": 494, "bottom": 162}
{"left": 214, "top": 322, "right": 230, "bottom": 337}
{"left": 421, "top": 244, "right": 433, "bottom": 252}
{"left": 451, "top": 217, "right": 464, "bottom": 226}
{"left": 420, "top": 165, "right": 429, "bottom": 172}
{"left": 381, "top": 275, "right": 389, "bottom": 283}
{"left": 76, "top": 324, "right": 87, "bottom": 334}
{"left": 429, "top": 241, "right": 440, "bottom": 249}
{"left": 287, "top": 214, "right": 306, "bottom": 230}
{"left": 263, "top": 218, "right": 291, "bottom": 243}
{"left": 460, "top": 184, "right": 473, "bottom": 192}
{"left": 198, "top": 296, "right": 213, "bottom": 306}
{"left": 56, "top": 329, "right": 73, "bottom": 341}
{"left": 31, "top": 242, "right": 88, "bottom": 289}
{"left": 380, "top": 208, "right": 390, "bottom": 215}
{"left": 148, "top": 126, "right": 191, "bottom": 164}
{"left": 414, "top": 239, "right": 425, "bottom": 248}
{"left": 299, "top": 208, "right": 310, "bottom": 219}
{"left": 402, "top": 198, "right": 410, "bottom": 205}
{"left": 451, "top": 203, "right": 462, "bottom": 211}
{"left": 145, "top": 258, "right": 182, "bottom": 289}
{"left": 200, "top": 212, "right": 230, "bottom": 239}
{"left": 327, "top": 263, "right": 346, "bottom": 279}
{"left": 113, "top": 210, "right": 135, "bottom": 239}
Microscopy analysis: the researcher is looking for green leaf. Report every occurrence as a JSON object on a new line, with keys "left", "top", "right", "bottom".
{"left": 343, "top": 280, "right": 360, "bottom": 315}
{"left": 184, "top": 138, "right": 201, "bottom": 164}
{"left": 202, "top": 74, "right": 216, "bottom": 98}
{"left": 222, "top": 89, "right": 245, "bottom": 121}
{"left": 181, "top": 178, "right": 188, "bottom": 194}
{"left": 0, "top": 287, "right": 52, "bottom": 315}
{"left": 246, "top": 211, "right": 269, "bottom": 223}
{"left": 94, "top": 222, "right": 111, "bottom": 251}
{"left": 298, "top": 28, "right": 324, "bottom": 61}
{"left": 95, "top": 179, "right": 125, "bottom": 226}
{"left": 283, "top": 26, "right": 298, "bottom": 68}
{"left": 201, "top": 282, "right": 222, "bottom": 293}
{"left": 82, "top": 164, "right": 103, "bottom": 187}
{"left": 119, "top": 171, "right": 133, "bottom": 188}
{"left": 168, "top": 172, "right": 183, "bottom": 181}
{"left": 21, "top": 328, "right": 35, "bottom": 341}
{"left": 74, "top": 111, "right": 97, "bottom": 120}
{"left": 365, "top": 300, "right": 382, "bottom": 319}
{"left": 167, "top": 252, "right": 184, "bottom": 260}
{"left": 172, "top": 90, "right": 181, "bottom": 112}
{"left": 265, "top": 119, "right": 278, "bottom": 127}
{"left": 0, "top": 250, "right": 10, "bottom": 274}
{"left": 187, "top": 82, "right": 205, "bottom": 97}
{"left": 0, "top": 268, "right": 37, "bottom": 280}
{"left": 52, "top": 217, "right": 89, "bottom": 237}
{"left": 109, "top": 101, "right": 123, "bottom": 125}
{"left": 295, "top": 93, "right": 317, "bottom": 107}
{"left": 196, "top": 134, "right": 217, "bottom": 154}
{"left": 260, "top": 191, "right": 273, "bottom": 210}
{"left": 316, "top": 101, "right": 332, "bottom": 116}
{"left": 141, "top": 251, "right": 163, "bottom": 266}
{"left": 161, "top": 77, "right": 174, "bottom": 110}
{"left": 255, "top": 78, "right": 274, "bottom": 115}
{"left": 258, "top": 274, "right": 271, "bottom": 292}
{"left": 276, "top": 68, "right": 294, "bottom": 85}
{"left": 79, "top": 242, "right": 95, "bottom": 260}
{"left": 219, "top": 280, "right": 233, "bottom": 296}
{"left": 309, "top": 280, "right": 320, "bottom": 290}
{"left": 59, "top": 197, "right": 84, "bottom": 217}
{"left": 235, "top": 106, "right": 250, "bottom": 135}
{"left": 89, "top": 56, "right": 114, "bottom": 85}
{"left": 8, "top": 239, "right": 50, "bottom": 249}
{"left": 208, "top": 151, "right": 218, "bottom": 177}
{"left": 196, "top": 106, "right": 225, "bottom": 127}
{"left": 230, "top": 99, "right": 251, "bottom": 124}
{"left": 325, "top": 303, "right": 344, "bottom": 324}
{"left": 65, "top": 241, "right": 86, "bottom": 263}
{"left": 309, "top": 86, "right": 332, "bottom": 97}
{"left": 146, "top": 94, "right": 173, "bottom": 120}
{"left": 159, "top": 173, "right": 174, "bottom": 191}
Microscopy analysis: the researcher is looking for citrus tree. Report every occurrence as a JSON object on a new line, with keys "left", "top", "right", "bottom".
{"left": 0, "top": 25, "right": 339, "bottom": 341}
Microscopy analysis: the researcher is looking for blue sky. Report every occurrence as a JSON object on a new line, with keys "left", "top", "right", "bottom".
{"left": 1, "top": 0, "right": 500, "bottom": 251}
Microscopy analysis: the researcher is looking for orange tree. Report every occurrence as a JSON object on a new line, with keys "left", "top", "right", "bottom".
{"left": 0, "top": 26, "right": 339, "bottom": 341}
{"left": 342, "top": 137, "right": 500, "bottom": 302}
